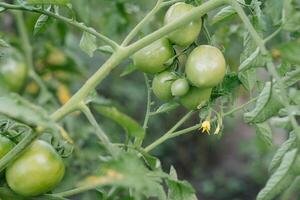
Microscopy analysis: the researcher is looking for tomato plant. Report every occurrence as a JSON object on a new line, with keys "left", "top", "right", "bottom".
{"left": 5, "top": 140, "right": 65, "bottom": 197}
{"left": 0, "top": 0, "right": 299, "bottom": 199}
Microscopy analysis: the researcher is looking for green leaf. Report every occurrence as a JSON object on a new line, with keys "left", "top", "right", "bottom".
{"left": 120, "top": 64, "right": 137, "bottom": 77}
{"left": 269, "top": 132, "right": 296, "bottom": 173}
{"left": 99, "top": 152, "right": 167, "bottom": 200}
{"left": 282, "top": 68, "right": 300, "bottom": 87}
{"left": 93, "top": 105, "right": 145, "bottom": 139}
{"left": 238, "top": 47, "right": 260, "bottom": 71}
{"left": 278, "top": 40, "right": 300, "bottom": 65}
{"left": 166, "top": 167, "right": 197, "bottom": 200}
{"left": 282, "top": 0, "right": 300, "bottom": 31}
{"left": 97, "top": 45, "right": 114, "bottom": 55}
{"left": 255, "top": 122, "right": 272, "bottom": 148}
{"left": 264, "top": 0, "right": 283, "bottom": 26}
{"left": 244, "top": 82, "right": 284, "bottom": 123}
{"left": 238, "top": 68, "right": 256, "bottom": 91}
{"left": 151, "top": 101, "right": 180, "bottom": 115}
{"left": 0, "top": 39, "right": 9, "bottom": 48}
{"left": 211, "top": 6, "right": 235, "bottom": 25}
{"left": 257, "top": 148, "right": 298, "bottom": 200}
{"left": 0, "top": 187, "right": 26, "bottom": 200}
{"left": 0, "top": 94, "right": 53, "bottom": 129}
{"left": 33, "top": 7, "right": 52, "bottom": 35}
{"left": 26, "top": 0, "right": 70, "bottom": 5}
{"left": 79, "top": 31, "right": 97, "bottom": 57}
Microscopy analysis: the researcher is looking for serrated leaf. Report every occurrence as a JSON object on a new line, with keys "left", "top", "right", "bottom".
{"left": 99, "top": 152, "right": 167, "bottom": 200}
{"left": 244, "top": 82, "right": 284, "bottom": 123}
{"left": 211, "top": 6, "right": 235, "bottom": 25}
{"left": 93, "top": 105, "right": 145, "bottom": 139}
{"left": 279, "top": 40, "right": 300, "bottom": 65}
{"left": 79, "top": 31, "right": 97, "bottom": 57}
{"left": 257, "top": 148, "right": 298, "bottom": 200}
{"left": 239, "top": 47, "right": 260, "bottom": 71}
{"left": 33, "top": 7, "right": 52, "bottom": 35}
{"left": 282, "top": 68, "right": 300, "bottom": 87}
{"left": 26, "top": 0, "right": 70, "bottom": 5}
{"left": 264, "top": 0, "right": 283, "bottom": 26}
{"left": 120, "top": 64, "right": 137, "bottom": 77}
{"left": 0, "top": 39, "right": 9, "bottom": 48}
{"left": 282, "top": 0, "right": 300, "bottom": 31}
{"left": 255, "top": 122, "right": 272, "bottom": 148}
{"left": 0, "top": 94, "right": 54, "bottom": 128}
{"left": 269, "top": 132, "right": 296, "bottom": 173}
{"left": 166, "top": 167, "right": 197, "bottom": 200}
{"left": 152, "top": 101, "right": 180, "bottom": 115}
{"left": 238, "top": 68, "right": 256, "bottom": 91}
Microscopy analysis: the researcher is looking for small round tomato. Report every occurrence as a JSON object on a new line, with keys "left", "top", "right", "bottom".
{"left": 6, "top": 140, "right": 65, "bottom": 197}
{"left": 0, "top": 57, "right": 28, "bottom": 92}
{"left": 164, "top": 2, "right": 202, "bottom": 47}
{"left": 0, "top": 135, "right": 15, "bottom": 159}
{"left": 152, "top": 71, "right": 176, "bottom": 100}
{"left": 133, "top": 38, "right": 174, "bottom": 73}
{"left": 179, "top": 87, "right": 212, "bottom": 110}
{"left": 185, "top": 45, "right": 226, "bottom": 88}
{"left": 171, "top": 78, "right": 190, "bottom": 97}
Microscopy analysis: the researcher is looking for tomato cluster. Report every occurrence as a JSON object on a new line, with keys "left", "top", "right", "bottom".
{"left": 0, "top": 138, "right": 65, "bottom": 197}
{"left": 133, "top": 2, "right": 226, "bottom": 110}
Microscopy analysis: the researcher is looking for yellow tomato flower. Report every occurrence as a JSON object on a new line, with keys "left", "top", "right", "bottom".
{"left": 200, "top": 120, "right": 211, "bottom": 134}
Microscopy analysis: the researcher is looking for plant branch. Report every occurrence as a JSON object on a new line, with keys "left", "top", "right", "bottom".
{"left": 144, "top": 111, "right": 194, "bottom": 152}
{"left": 49, "top": 0, "right": 226, "bottom": 122}
{"left": 79, "top": 103, "right": 117, "bottom": 157}
{"left": 0, "top": 131, "right": 37, "bottom": 172}
{"left": 143, "top": 74, "right": 152, "bottom": 130}
{"left": 14, "top": 11, "right": 54, "bottom": 104}
{"left": 0, "top": 2, "right": 119, "bottom": 50}
{"left": 229, "top": 0, "right": 300, "bottom": 139}
{"left": 144, "top": 97, "right": 258, "bottom": 153}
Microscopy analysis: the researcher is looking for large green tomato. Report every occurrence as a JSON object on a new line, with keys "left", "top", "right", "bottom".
{"left": 0, "top": 135, "right": 15, "bottom": 159}
{"left": 6, "top": 140, "right": 65, "bottom": 197}
{"left": 185, "top": 45, "right": 226, "bottom": 88}
{"left": 152, "top": 71, "right": 176, "bottom": 100}
{"left": 132, "top": 38, "right": 174, "bottom": 73}
{"left": 179, "top": 87, "right": 212, "bottom": 110}
{"left": 171, "top": 78, "right": 190, "bottom": 97}
{"left": 0, "top": 58, "right": 28, "bottom": 92}
{"left": 164, "top": 3, "right": 202, "bottom": 47}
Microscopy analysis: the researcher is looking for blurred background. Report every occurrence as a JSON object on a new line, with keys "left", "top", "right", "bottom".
{"left": 0, "top": 0, "right": 290, "bottom": 199}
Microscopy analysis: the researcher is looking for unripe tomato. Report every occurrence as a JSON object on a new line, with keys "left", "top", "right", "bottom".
{"left": 0, "top": 57, "right": 28, "bottom": 92}
{"left": 6, "top": 140, "right": 65, "bottom": 197}
{"left": 133, "top": 38, "right": 174, "bottom": 73}
{"left": 152, "top": 71, "right": 176, "bottom": 100}
{"left": 0, "top": 135, "right": 15, "bottom": 159}
{"left": 185, "top": 45, "right": 226, "bottom": 88}
{"left": 171, "top": 78, "right": 190, "bottom": 97}
{"left": 179, "top": 87, "right": 212, "bottom": 110}
{"left": 164, "top": 3, "right": 202, "bottom": 47}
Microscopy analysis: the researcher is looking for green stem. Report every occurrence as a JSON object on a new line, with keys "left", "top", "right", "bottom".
{"left": 142, "top": 74, "right": 151, "bottom": 130}
{"left": 121, "top": 0, "right": 163, "bottom": 46}
{"left": 144, "top": 97, "right": 258, "bottom": 153}
{"left": 229, "top": 0, "right": 300, "bottom": 138}
{"left": 0, "top": 131, "right": 37, "bottom": 172}
{"left": 14, "top": 11, "right": 54, "bottom": 104}
{"left": 0, "top": 2, "right": 119, "bottom": 50}
{"left": 49, "top": 0, "right": 226, "bottom": 122}
{"left": 79, "top": 103, "right": 116, "bottom": 157}
{"left": 144, "top": 111, "right": 194, "bottom": 152}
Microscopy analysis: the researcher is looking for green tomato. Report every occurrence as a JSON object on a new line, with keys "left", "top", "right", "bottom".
{"left": 133, "top": 38, "right": 174, "bottom": 73}
{"left": 185, "top": 45, "right": 226, "bottom": 88}
{"left": 164, "top": 2, "right": 202, "bottom": 47}
{"left": 179, "top": 87, "right": 212, "bottom": 110}
{"left": 0, "top": 58, "right": 28, "bottom": 92}
{"left": 0, "top": 135, "right": 15, "bottom": 159}
{"left": 6, "top": 140, "right": 65, "bottom": 197}
{"left": 171, "top": 78, "right": 190, "bottom": 97}
{"left": 152, "top": 71, "right": 176, "bottom": 100}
